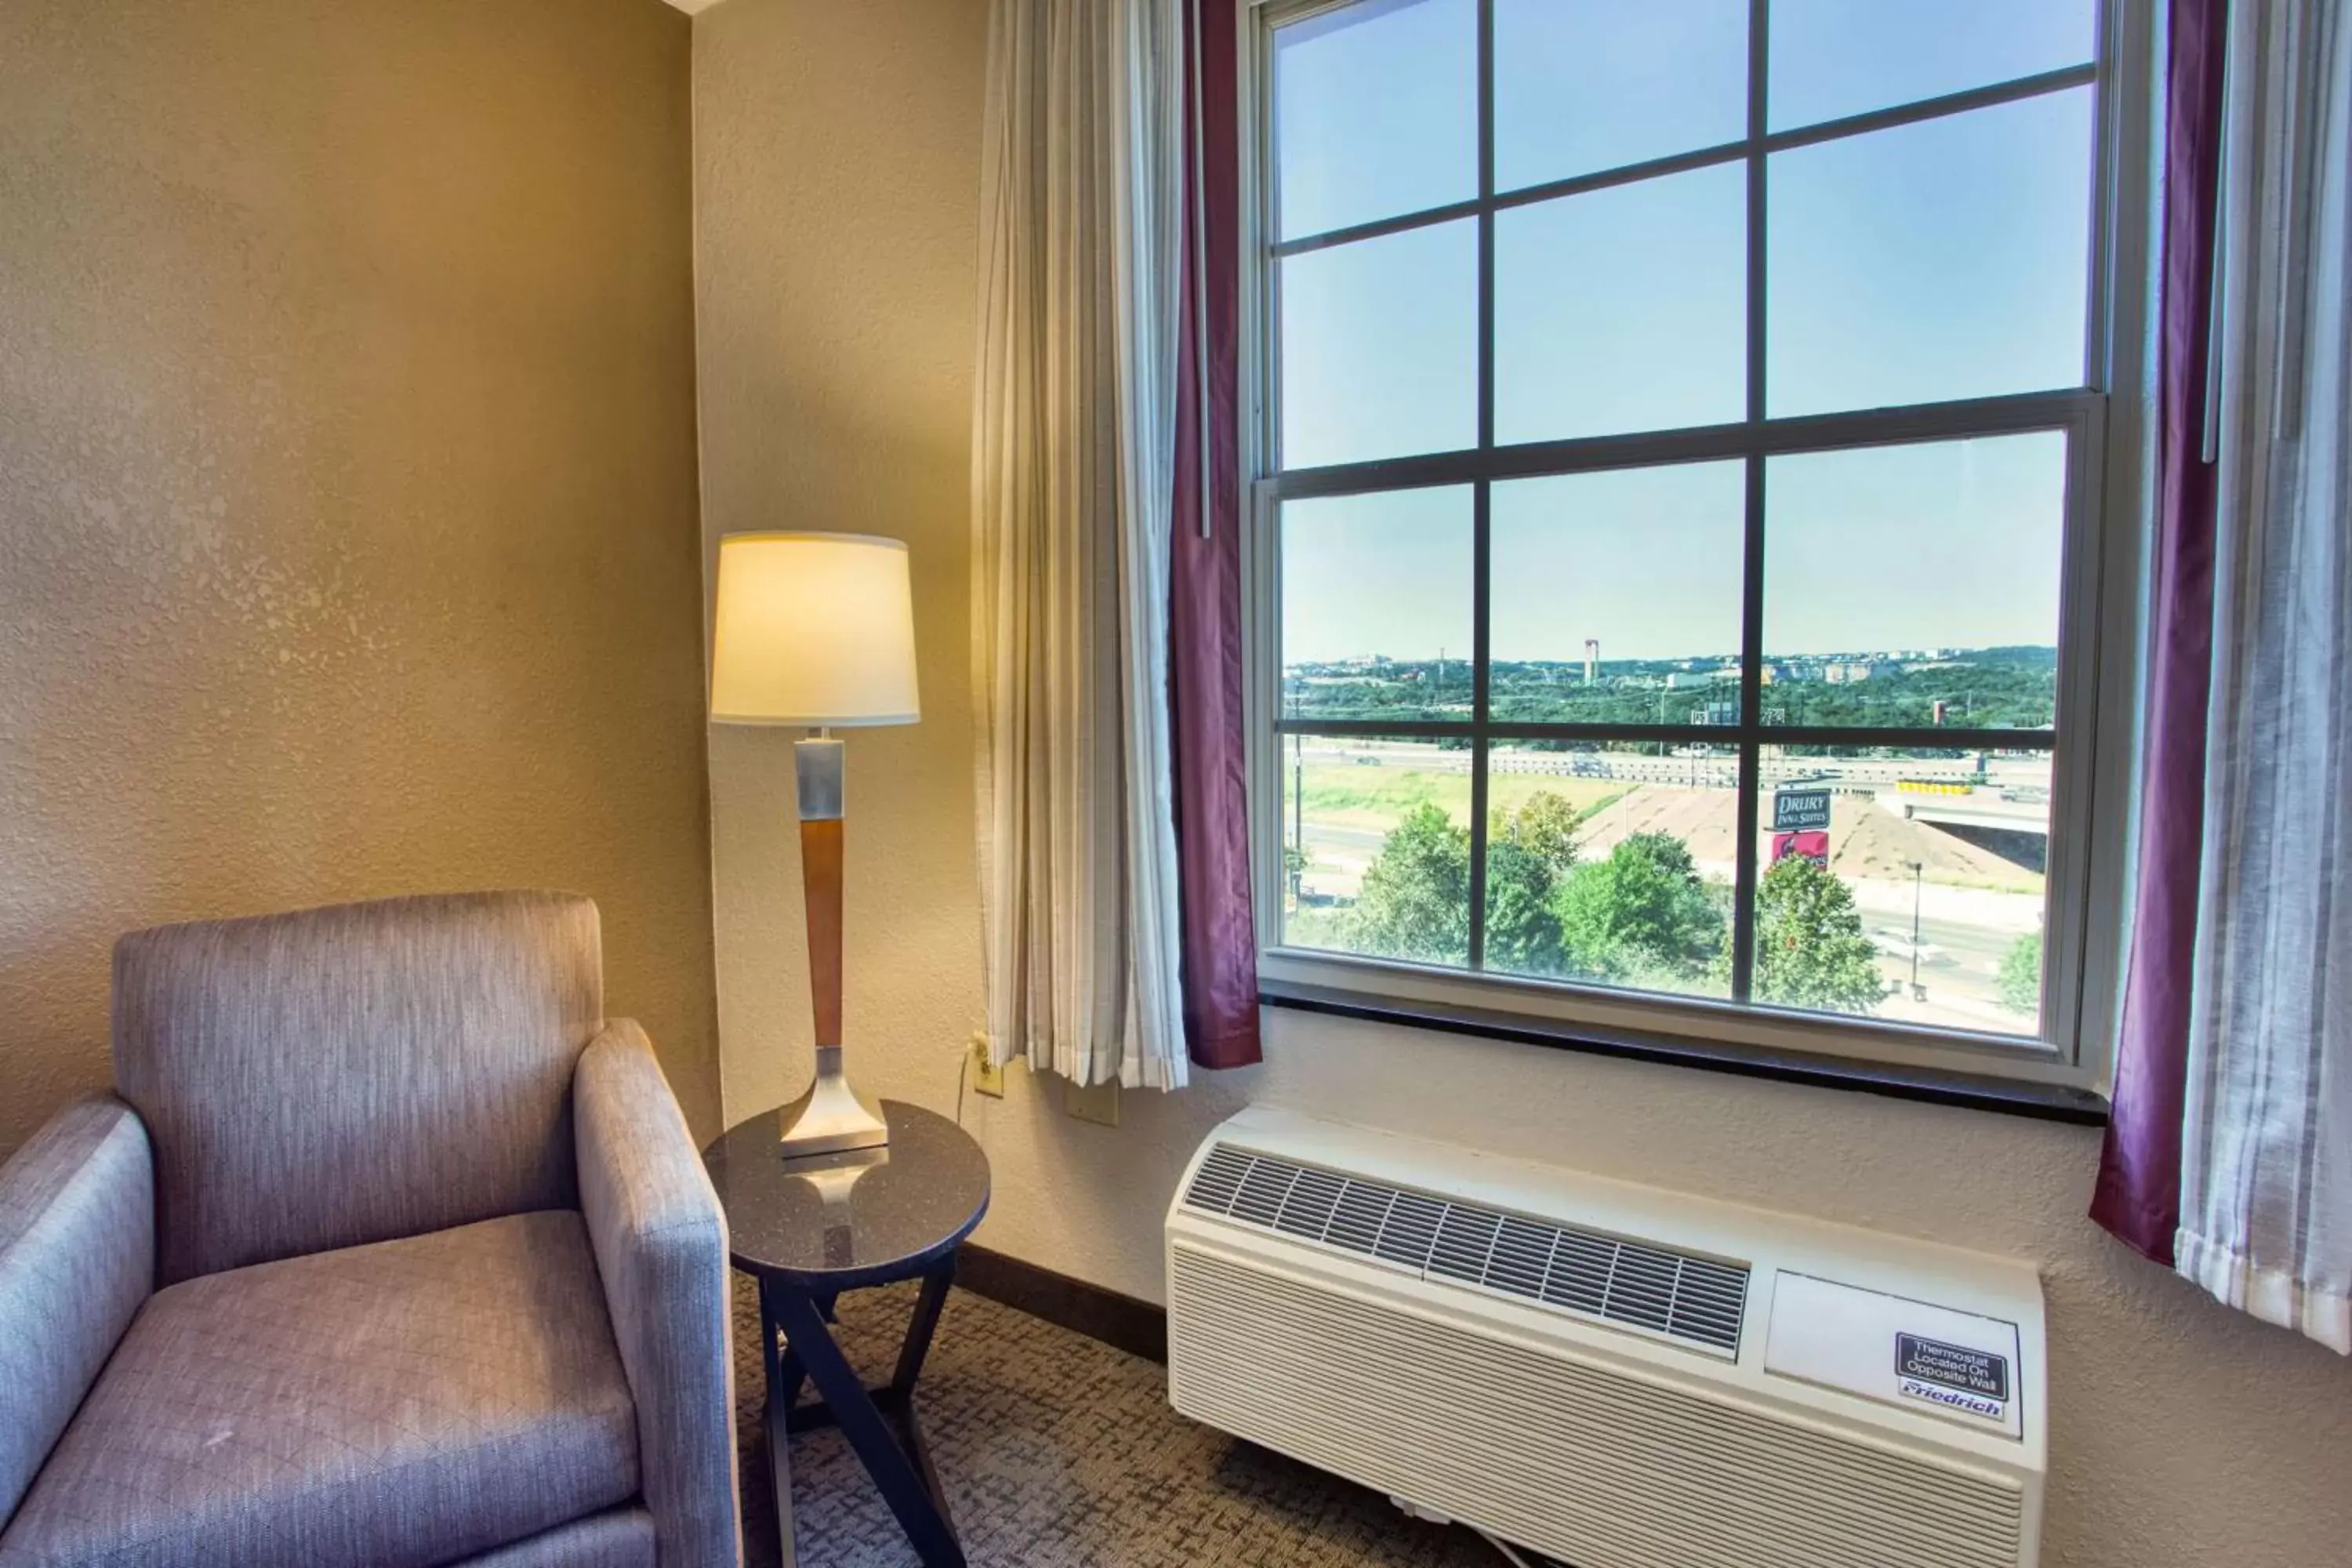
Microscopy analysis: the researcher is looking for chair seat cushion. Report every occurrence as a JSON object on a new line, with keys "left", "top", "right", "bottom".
{"left": 0, "top": 1210, "right": 638, "bottom": 1568}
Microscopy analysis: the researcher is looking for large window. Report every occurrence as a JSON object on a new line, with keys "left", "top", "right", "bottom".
{"left": 1247, "top": 0, "right": 2146, "bottom": 1080}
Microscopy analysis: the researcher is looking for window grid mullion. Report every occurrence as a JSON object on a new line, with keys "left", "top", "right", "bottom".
{"left": 1728, "top": 0, "right": 1773, "bottom": 1004}
{"left": 1468, "top": 0, "right": 1496, "bottom": 971}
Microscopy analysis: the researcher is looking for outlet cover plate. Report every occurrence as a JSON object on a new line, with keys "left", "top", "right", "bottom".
{"left": 968, "top": 1036, "right": 1004, "bottom": 1098}
{"left": 1064, "top": 1076, "right": 1120, "bottom": 1127}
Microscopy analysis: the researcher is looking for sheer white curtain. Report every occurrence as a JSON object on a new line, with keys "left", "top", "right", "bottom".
{"left": 971, "top": 0, "right": 1190, "bottom": 1089}
{"left": 2176, "top": 0, "right": 2352, "bottom": 1352}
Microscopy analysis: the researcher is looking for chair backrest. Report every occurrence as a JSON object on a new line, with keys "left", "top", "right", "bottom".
{"left": 114, "top": 891, "right": 603, "bottom": 1285}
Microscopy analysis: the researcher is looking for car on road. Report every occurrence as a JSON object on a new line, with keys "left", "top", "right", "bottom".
{"left": 1872, "top": 927, "right": 1944, "bottom": 963}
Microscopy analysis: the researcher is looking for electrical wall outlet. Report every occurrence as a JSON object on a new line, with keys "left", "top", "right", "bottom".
{"left": 1064, "top": 1075, "right": 1120, "bottom": 1127}
{"left": 967, "top": 1033, "right": 1004, "bottom": 1098}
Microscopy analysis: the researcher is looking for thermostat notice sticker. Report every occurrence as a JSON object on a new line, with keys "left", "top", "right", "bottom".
{"left": 1896, "top": 1334, "right": 2010, "bottom": 1401}
{"left": 1763, "top": 1272, "right": 2027, "bottom": 1439}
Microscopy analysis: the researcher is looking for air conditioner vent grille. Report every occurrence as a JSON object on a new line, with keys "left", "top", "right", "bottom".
{"left": 1170, "top": 1245, "right": 2024, "bottom": 1568}
{"left": 1181, "top": 1143, "right": 1749, "bottom": 1356}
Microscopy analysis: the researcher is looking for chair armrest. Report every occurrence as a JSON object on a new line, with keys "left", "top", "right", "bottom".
{"left": 0, "top": 1095, "right": 154, "bottom": 1527}
{"left": 575, "top": 1021, "right": 741, "bottom": 1568}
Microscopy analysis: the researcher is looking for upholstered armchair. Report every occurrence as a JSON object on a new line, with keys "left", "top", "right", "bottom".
{"left": 0, "top": 892, "right": 741, "bottom": 1568}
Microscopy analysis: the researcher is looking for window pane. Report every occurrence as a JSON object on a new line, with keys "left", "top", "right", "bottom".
{"left": 1276, "top": 0, "right": 1477, "bottom": 241}
{"left": 1486, "top": 741, "right": 1737, "bottom": 1000}
{"left": 1750, "top": 746, "right": 2053, "bottom": 1037}
{"left": 1763, "top": 434, "right": 2065, "bottom": 729}
{"left": 1281, "top": 488, "right": 1474, "bottom": 723}
{"left": 1493, "top": 0, "right": 1748, "bottom": 191}
{"left": 1497, "top": 163, "right": 1747, "bottom": 444}
{"left": 1491, "top": 463, "right": 1745, "bottom": 724}
{"left": 1280, "top": 734, "right": 1472, "bottom": 967}
{"left": 1283, "top": 221, "right": 1478, "bottom": 469}
{"left": 1769, "top": 0, "right": 2097, "bottom": 132}
{"left": 1767, "top": 89, "right": 2095, "bottom": 418}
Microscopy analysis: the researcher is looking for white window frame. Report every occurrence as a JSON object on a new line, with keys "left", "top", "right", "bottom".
{"left": 1236, "top": 0, "right": 2158, "bottom": 1096}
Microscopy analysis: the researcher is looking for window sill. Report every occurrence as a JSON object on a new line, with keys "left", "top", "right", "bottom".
{"left": 1258, "top": 978, "right": 2111, "bottom": 1126}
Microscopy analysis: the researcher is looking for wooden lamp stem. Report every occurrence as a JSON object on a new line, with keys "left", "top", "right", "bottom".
{"left": 800, "top": 816, "right": 844, "bottom": 1048}
{"left": 776, "top": 734, "right": 888, "bottom": 1156}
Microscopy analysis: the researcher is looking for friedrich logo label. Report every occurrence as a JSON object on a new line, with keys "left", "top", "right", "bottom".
{"left": 1899, "top": 1377, "right": 2005, "bottom": 1422}
{"left": 1896, "top": 1333, "right": 2010, "bottom": 1401}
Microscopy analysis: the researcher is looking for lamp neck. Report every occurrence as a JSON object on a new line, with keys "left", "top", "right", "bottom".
{"left": 794, "top": 734, "right": 845, "bottom": 822}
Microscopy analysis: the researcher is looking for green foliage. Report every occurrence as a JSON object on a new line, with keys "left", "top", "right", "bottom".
{"left": 1342, "top": 797, "right": 1882, "bottom": 1018}
{"left": 1348, "top": 792, "right": 1590, "bottom": 974}
{"left": 1552, "top": 833, "right": 1726, "bottom": 983}
{"left": 1998, "top": 931, "right": 2043, "bottom": 1014}
{"left": 1750, "top": 854, "right": 1886, "bottom": 1014}
{"left": 1346, "top": 802, "right": 1470, "bottom": 964}
{"left": 1483, "top": 838, "right": 1566, "bottom": 975}
{"left": 1285, "top": 645, "right": 2057, "bottom": 731}
{"left": 1502, "top": 791, "right": 1582, "bottom": 880}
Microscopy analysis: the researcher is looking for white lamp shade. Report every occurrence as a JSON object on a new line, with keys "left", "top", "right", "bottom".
{"left": 710, "top": 532, "right": 920, "bottom": 726}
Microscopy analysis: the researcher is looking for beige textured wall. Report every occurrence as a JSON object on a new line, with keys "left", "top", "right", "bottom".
{"left": 693, "top": 5, "right": 2352, "bottom": 1566}
{"left": 0, "top": 0, "right": 721, "bottom": 1152}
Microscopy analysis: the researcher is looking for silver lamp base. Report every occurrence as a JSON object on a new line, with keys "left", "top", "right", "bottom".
{"left": 778, "top": 1045, "right": 889, "bottom": 1158}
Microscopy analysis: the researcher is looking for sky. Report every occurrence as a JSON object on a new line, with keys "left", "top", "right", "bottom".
{"left": 1272, "top": 0, "right": 2097, "bottom": 667}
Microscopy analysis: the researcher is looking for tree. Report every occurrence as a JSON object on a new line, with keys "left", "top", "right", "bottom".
{"left": 1503, "top": 791, "right": 1581, "bottom": 880}
{"left": 1345, "top": 793, "right": 1583, "bottom": 974}
{"left": 1483, "top": 792, "right": 1578, "bottom": 975}
{"left": 1484, "top": 837, "right": 1566, "bottom": 975}
{"left": 1998, "top": 931, "right": 2043, "bottom": 1014}
{"left": 1552, "top": 832, "right": 1725, "bottom": 983}
{"left": 1347, "top": 802, "right": 1470, "bottom": 964}
{"left": 1750, "top": 853, "right": 1884, "bottom": 1014}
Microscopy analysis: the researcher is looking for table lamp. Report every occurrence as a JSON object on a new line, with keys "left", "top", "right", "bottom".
{"left": 710, "top": 532, "right": 920, "bottom": 1157}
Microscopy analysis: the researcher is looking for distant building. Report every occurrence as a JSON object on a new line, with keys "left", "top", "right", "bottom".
{"left": 1584, "top": 638, "right": 1599, "bottom": 685}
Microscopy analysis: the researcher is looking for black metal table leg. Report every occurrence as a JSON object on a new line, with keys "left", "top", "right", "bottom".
{"left": 755, "top": 1276, "right": 798, "bottom": 1567}
{"left": 891, "top": 1258, "right": 955, "bottom": 1398}
{"left": 769, "top": 1273, "right": 966, "bottom": 1567}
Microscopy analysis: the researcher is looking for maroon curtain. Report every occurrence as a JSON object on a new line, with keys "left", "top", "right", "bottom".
{"left": 1169, "top": 0, "right": 1261, "bottom": 1070}
{"left": 2090, "top": 0, "right": 2229, "bottom": 1264}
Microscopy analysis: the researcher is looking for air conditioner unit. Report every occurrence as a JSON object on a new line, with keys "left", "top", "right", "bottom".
{"left": 1166, "top": 1106, "right": 2045, "bottom": 1568}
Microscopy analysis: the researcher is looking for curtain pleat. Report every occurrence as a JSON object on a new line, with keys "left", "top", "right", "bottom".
{"left": 2092, "top": 0, "right": 2230, "bottom": 1266}
{"left": 974, "top": 0, "right": 1192, "bottom": 1090}
{"left": 1169, "top": 0, "right": 1263, "bottom": 1069}
{"left": 2171, "top": 0, "right": 2352, "bottom": 1354}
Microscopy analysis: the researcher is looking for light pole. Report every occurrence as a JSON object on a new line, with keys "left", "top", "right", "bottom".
{"left": 1290, "top": 733, "right": 1305, "bottom": 904}
{"left": 1909, "top": 860, "right": 1926, "bottom": 1002}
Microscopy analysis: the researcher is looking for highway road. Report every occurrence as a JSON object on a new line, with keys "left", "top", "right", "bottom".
{"left": 1287, "top": 738, "right": 2053, "bottom": 796}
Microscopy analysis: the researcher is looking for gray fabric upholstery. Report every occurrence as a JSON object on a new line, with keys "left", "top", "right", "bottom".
{"left": 112, "top": 891, "right": 604, "bottom": 1285}
{"left": 0, "top": 1098, "right": 153, "bottom": 1530}
{"left": 0, "top": 1210, "right": 638, "bottom": 1568}
{"left": 577, "top": 1021, "right": 742, "bottom": 1568}
{"left": 457, "top": 1508, "right": 658, "bottom": 1568}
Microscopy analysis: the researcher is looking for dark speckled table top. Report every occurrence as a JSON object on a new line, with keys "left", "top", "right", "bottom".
{"left": 703, "top": 1100, "right": 990, "bottom": 1287}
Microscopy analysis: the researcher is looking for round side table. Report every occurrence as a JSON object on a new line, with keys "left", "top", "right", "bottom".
{"left": 704, "top": 1100, "right": 989, "bottom": 1568}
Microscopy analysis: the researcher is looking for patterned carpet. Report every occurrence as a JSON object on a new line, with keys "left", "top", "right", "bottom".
{"left": 730, "top": 1277, "right": 1512, "bottom": 1568}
